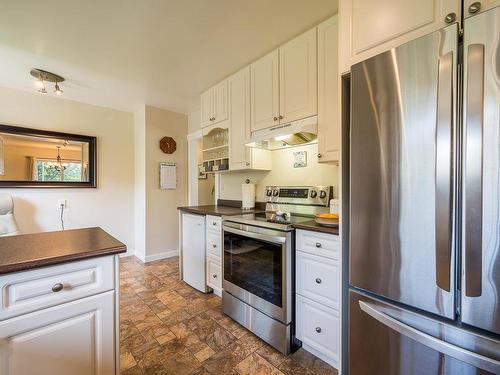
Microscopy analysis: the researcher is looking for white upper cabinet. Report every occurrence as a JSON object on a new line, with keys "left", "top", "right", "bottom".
{"left": 250, "top": 50, "right": 280, "bottom": 132}
{"left": 200, "top": 80, "right": 229, "bottom": 128}
{"left": 464, "top": 0, "right": 500, "bottom": 17}
{"left": 213, "top": 80, "right": 229, "bottom": 125}
{"left": 339, "top": 0, "right": 461, "bottom": 73}
{"left": 200, "top": 89, "right": 213, "bottom": 128}
{"left": 317, "top": 16, "right": 340, "bottom": 163}
{"left": 229, "top": 68, "right": 251, "bottom": 169}
{"left": 279, "top": 28, "right": 318, "bottom": 124}
{"left": 229, "top": 68, "right": 271, "bottom": 171}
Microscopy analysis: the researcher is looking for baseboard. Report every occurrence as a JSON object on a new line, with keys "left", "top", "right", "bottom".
{"left": 144, "top": 249, "right": 179, "bottom": 263}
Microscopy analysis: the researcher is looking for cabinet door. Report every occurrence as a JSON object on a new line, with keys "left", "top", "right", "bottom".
{"left": 339, "top": 0, "right": 460, "bottom": 72}
{"left": 213, "top": 80, "right": 229, "bottom": 125}
{"left": 0, "top": 291, "right": 115, "bottom": 375}
{"left": 250, "top": 50, "right": 280, "bottom": 132}
{"left": 279, "top": 28, "right": 318, "bottom": 123}
{"left": 229, "top": 68, "right": 251, "bottom": 170}
{"left": 200, "top": 88, "right": 214, "bottom": 128}
{"left": 317, "top": 16, "right": 340, "bottom": 163}
{"left": 464, "top": 0, "right": 500, "bottom": 16}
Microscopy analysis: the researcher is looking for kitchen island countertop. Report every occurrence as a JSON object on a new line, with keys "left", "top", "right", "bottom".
{"left": 0, "top": 227, "right": 126, "bottom": 274}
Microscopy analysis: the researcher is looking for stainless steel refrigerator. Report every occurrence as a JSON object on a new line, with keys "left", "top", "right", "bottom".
{"left": 348, "top": 6, "right": 500, "bottom": 374}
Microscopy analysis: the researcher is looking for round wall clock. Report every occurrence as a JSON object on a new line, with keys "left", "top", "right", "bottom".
{"left": 159, "top": 136, "right": 176, "bottom": 154}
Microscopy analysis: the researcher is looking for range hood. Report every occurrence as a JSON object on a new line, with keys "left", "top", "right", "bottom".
{"left": 246, "top": 115, "right": 318, "bottom": 150}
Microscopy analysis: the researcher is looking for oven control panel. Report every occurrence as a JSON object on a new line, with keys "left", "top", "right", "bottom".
{"left": 265, "top": 185, "right": 332, "bottom": 206}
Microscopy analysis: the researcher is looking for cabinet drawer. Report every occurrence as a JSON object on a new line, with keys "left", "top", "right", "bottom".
{"left": 206, "top": 215, "right": 222, "bottom": 233}
{"left": 207, "top": 257, "right": 222, "bottom": 290}
{"left": 207, "top": 231, "right": 222, "bottom": 259}
{"left": 296, "top": 251, "right": 340, "bottom": 310}
{"left": 0, "top": 256, "right": 115, "bottom": 320}
{"left": 296, "top": 230, "right": 340, "bottom": 259}
{"left": 296, "top": 295, "right": 339, "bottom": 366}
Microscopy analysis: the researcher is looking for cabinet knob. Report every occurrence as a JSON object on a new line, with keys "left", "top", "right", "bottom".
{"left": 317, "top": 153, "right": 322, "bottom": 158}
{"left": 444, "top": 12, "right": 456, "bottom": 23}
{"left": 273, "top": 117, "right": 278, "bottom": 121}
{"left": 468, "top": 2, "right": 481, "bottom": 14}
{"left": 213, "top": 274, "right": 217, "bottom": 278}
{"left": 315, "top": 242, "right": 322, "bottom": 248}
{"left": 52, "top": 283, "right": 64, "bottom": 292}
{"left": 213, "top": 244, "right": 217, "bottom": 248}
{"left": 213, "top": 222, "right": 217, "bottom": 226}
{"left": 315, "top": 278, "right": 322, "bottom": 284}
{"left": 315, "top": 327, "right": 322, "bottom": 333}
{"left": 278, "top": 115, "right": 284, "bottom": 120}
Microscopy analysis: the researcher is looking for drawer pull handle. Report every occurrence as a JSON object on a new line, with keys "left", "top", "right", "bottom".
{"left": 52, "top": 283, "right": 64, "bottom": 293}
{"left": 213, "top": 274, "right": 217, "bottom": 278}
{"left": 315, "top": 242, "right": 322, "bottom": 248}
{"left": 315, "top": 278, "right": 322, "bottom": 284}
{"left": 315, "top": 327, "right": 322, "bottom": 333}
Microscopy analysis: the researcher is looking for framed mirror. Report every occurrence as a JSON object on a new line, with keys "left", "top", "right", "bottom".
{"left": 0, "top": 125, "right": 96, "bottom": 188}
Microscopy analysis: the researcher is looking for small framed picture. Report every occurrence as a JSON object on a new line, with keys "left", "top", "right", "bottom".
{"left": 198, "top": 164, "right": 207, "bottom": 179}
{"left": 293, "top": 151, "right": 307, "bottom": 168}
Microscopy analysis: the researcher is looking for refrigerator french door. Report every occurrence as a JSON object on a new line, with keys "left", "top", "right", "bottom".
{"left": 349, "top": 6, "right": 500, "bottom": 375}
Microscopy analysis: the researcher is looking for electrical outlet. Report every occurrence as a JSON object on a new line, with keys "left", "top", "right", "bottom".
{"left": 58, "top": 199, "right": 66, "bottom": 208}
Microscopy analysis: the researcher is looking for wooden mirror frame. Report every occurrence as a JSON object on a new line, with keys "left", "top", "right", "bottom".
{"left": 0, "top": 124, "right": 97, "bottom": 188}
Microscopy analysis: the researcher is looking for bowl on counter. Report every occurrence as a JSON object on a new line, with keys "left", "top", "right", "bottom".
{"left": 314, "top": 213, "right": 339, "bottom": 227}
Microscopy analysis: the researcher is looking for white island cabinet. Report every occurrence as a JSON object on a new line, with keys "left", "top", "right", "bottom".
{"left": 0, "top": 255, "right": 120, "bottom": 375}
{"left": 0, "top": 227, "right": 125, "bottom": 375}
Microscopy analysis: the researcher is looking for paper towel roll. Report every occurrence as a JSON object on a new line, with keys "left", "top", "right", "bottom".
{"left": 242, "top": 183, "right": 256, "bottom": 209}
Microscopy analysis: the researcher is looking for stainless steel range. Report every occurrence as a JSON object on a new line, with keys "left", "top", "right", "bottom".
{"left": 222, "top": 185, "right": 332, "bottom": 354}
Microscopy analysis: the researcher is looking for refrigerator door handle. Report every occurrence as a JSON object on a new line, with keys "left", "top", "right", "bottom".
{"left": 435, "top": 51, "right": 454, "bottom": 292}
{"left": 359, "top": 301, "right": 500, "bottom": 373}
{"left": 464, "top": 43, "right": 485, "bottom": 297}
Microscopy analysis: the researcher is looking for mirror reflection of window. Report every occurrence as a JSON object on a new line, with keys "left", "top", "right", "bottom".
{"left": 0, "top": 133, "right": 89, "bottom": 183}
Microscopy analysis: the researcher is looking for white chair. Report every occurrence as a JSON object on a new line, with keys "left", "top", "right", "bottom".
{"left": 0, "top": 194, "right": 19, "bottom": 236}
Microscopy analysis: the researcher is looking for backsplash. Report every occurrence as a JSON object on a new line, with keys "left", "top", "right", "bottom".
{"left": 219, "top": 143, "right": 338, "bottom": 202}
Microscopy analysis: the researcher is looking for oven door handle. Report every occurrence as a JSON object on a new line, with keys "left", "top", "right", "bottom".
{"left": 223, "top": 225, "right": 286, "bottom": 244}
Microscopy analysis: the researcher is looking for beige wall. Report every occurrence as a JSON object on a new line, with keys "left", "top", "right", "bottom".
{"left": 134, "top": 105, "right": 188, "bottom": 261}
{"left": 0, "top": 86, "right": 135, "bottom": 254}
{"left": 188, "top": 109, "right": 201, "bottom": 134}
{"left": 219, "top": 143, "right": 338, "bottom": 201}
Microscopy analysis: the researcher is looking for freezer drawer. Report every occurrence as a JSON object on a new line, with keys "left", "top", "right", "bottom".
{"left": 349, "top": 290, "right": 500, "bottom": 375}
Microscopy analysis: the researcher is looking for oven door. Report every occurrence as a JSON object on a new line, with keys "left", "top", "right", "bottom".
{"left": 222, "top": 222, "right": 292, "bottom": 324}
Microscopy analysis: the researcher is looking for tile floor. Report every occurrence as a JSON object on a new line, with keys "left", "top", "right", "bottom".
{"left": 120, "top": 256, "right": 337, "bottom": 375}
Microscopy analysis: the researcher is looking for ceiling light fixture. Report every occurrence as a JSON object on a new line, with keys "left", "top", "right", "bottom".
{"left": 54, "top": 82, "right": 63, "bottom": 95}
{"left": 30, "top": 68, "right": 65, "bottom": 96}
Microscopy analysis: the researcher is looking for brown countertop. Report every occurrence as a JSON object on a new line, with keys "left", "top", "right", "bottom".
{"left": 293, "top": 220, "right": 339, "bottom": 235}
{"left": 0, "top": 227, "right": 126, "bottom": 274}
{"left": 178, "top": 205, "right": 262, "bottom": 217}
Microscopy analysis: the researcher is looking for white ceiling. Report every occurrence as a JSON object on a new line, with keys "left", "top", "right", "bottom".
{"left": 0, "top": 1, "right": 337, "bottom": 114}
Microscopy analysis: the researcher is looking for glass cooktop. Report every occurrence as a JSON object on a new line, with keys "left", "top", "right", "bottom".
{"left": 224, "top": 211, "right": 312, "bottom": 231}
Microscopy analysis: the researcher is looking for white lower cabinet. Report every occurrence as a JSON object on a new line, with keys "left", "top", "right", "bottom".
{"left": 0, "top": 289, "right": 115, "bottom": 375}
{"left": 296, "top": 295, "right": 340, "bottom": 367}
{"left": 206, "top": 215, "right": 222, "bottom": 296}
{"left": 296, "top": 230, "right": 341, "bottom": 370}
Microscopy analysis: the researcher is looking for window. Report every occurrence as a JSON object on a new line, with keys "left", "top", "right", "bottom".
{"left": 36, "top": 159, "right": 82, "bottom": 182}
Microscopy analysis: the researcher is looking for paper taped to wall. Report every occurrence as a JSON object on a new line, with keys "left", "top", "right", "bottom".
{"left": 160, "top": 162, "right": 176, "bottom": 189}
